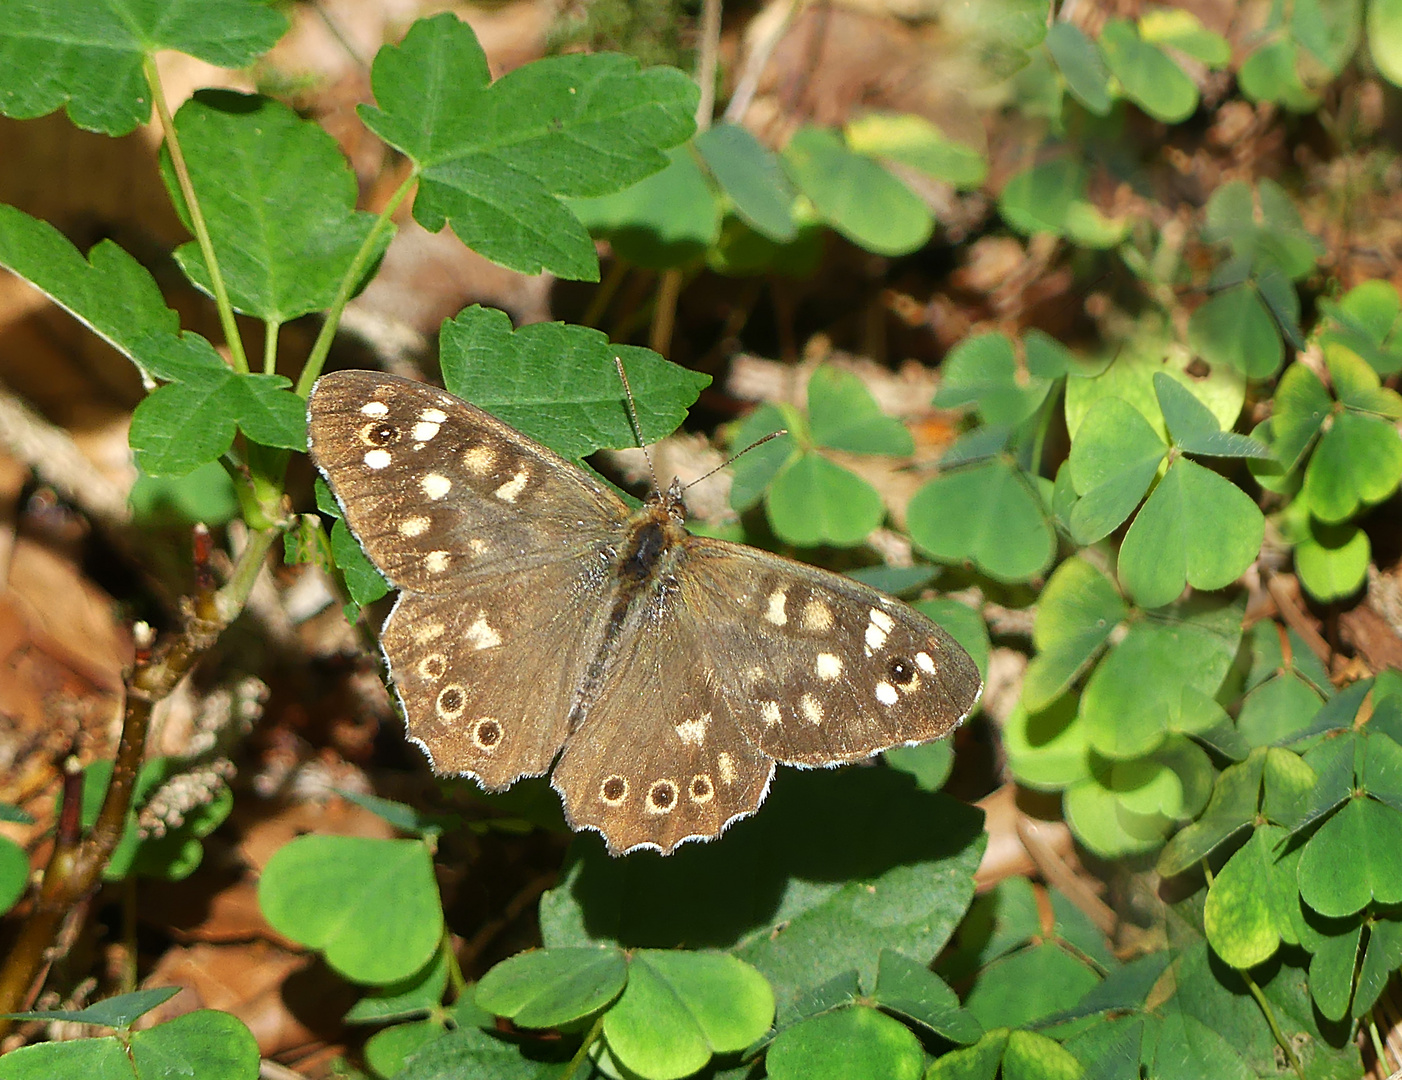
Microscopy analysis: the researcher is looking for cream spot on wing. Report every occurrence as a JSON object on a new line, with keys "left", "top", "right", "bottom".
{"left": 815, "top": 653, "right": 843, "bottom": 681}
{"left": 364, "top": 449, "right": 391, "bottom": 469}
{"left": 360, "top": 401, "right": 389, "bottom": 417}
{"left": 799, "top": 693, "right": 824, "bottom": 725}
{"left": 600, "top": 775, "right": 628, "bottom": 806}
{"left": 717, "top": 752, "right": 737, "bottom": 785}
{"left": 411, "top": 420, "right": 441, "bottom": 442}
{"left": 425, "top": 551, "right": 451, "bottom": 573}
{"left": 865, "top": 609, "right": 892, "bottom": 653}
{"left": 675, "top": 713, "right": 709, "bottom": 746}
{"left": 765, "top": 590, "right": 788, "bottom": 626}
{"left": 472, "top": 717, "right": 502, "bottom": 751}
{"left": 465, "top": 613, "right": 502, "bottom": 650}
{"left": 413, "top": 621, "right": 445, "bottom": 644}
{"left": 421, "top": 473, "right": 452, "bottom": 500}
{"left": 875, "top": 681, "right": 899, "bottom": 706}
{"left": 760, "top": 700, "right": 782, "bottom": 726}
{"left": 802, "top": 599, "right": 835, "bottom": 632}
{"left": 416, "top": 653, "right": 447, "bottom": 680}
{"left": 462, "top": 445, "right": 495, "bottom": 474}
{"left": 469, "top": 538, "right": 488, "bottom": 555}
{"left": 870, "top": 608, "right": 895, "bottom": 632}
{"left": 915, "top": 651, "right": 936, "bottom": 674}
{"left": 494, "top": 468, "right": 530, "bottom": 503}
{"left": 399, "top": 515, "right": 430, "bottom": 537}
{"left": 420, "top": 408, "right": 448, "bottom": 424}
{"left": 435, "top": 684, "right": 466, "bottom": 720}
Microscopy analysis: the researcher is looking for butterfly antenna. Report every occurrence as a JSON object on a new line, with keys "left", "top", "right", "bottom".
{"left": 613, "top": 355, "right": 662, "bottom": 496}
{"left": 683, "top": 428, "right": 789, "bottom": 493}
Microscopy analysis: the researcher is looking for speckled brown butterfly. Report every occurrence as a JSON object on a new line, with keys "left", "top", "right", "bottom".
{"left": 307, "top": 369, "right": 982, "bottom": 854}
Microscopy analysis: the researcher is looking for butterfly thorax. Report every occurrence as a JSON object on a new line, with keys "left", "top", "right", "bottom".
{"left": 568, "top": 482, "right": 689, "bottom": 731}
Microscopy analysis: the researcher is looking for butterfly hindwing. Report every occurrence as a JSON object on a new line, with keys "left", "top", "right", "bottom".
{"left": 307, "top": 371, "right": 629, "bottom": 594}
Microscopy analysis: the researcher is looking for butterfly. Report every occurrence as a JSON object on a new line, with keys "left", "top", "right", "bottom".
{"left": 307, "top": 369, "right": 982, "bottom": 854}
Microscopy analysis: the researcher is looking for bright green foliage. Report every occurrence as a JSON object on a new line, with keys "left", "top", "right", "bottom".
{"left": 872, "top": 950, "right": 981, "bottom": 1044}
{"left": 1318, "top": 280, "right": 1402, "bottom": 375}
{"left": 695, "top": 123, "right": 797, "bottom": 241}
{"left": 767, "top": 1006, "right": 924, "bottom": 1080}
{"left": 1046, "top": 22, "right": 1113, "bottom": 116}
{"left": 1203, "top": 826, "right": 1293, "bottom": 969}
{"left": 79, "top": 758, "right": 233, "bottom": 882}
{"left": 0, "top": 1007, "right": 259, "bottom": 1080}
{"left": 844, "top": 112, "right": 987, "bottom": 189}
{"left": 1372, "top": 0, "right": 1402, "bottom": 85}
{"left": 257, "top": 835, "right": 443, "bottom": 984}
{"left": 1099, "top": 18, "right": 1199, "bottom": 122}
{"left": 439, "top": 306, "right": 708, "bottom": 462}
{"left": 602, "top": 951, "right": 774, "bottom": 1079}
{"left": 963, "top": 943, "right": 1101, "bottom": 1030}
{"left": 360, "top": 14, "right": 697, "bottom": 280}
{"left": 783, "top": 127, "right": 932, "bottom": 256}
{"left": 0, "top": 0, "right": 287, "bottom": 135}
{"left": 1066, "top": 396, "right": 1166, "bottom": 544}
{"left": 1188, "top": 284, "right": 1284, "bottom": 377}
{"left": 0, "top": 837, "right": 27, "bottom": 916}
{"left": 999, "top": 158, "right": 1127, "bottom": 247}
{"left": 1298, "top": 796, "right": 1402, "bottom": 917}
{"left": 476, "top": 947, "right": 627, "bottom": 1028}
{"left": 345, "top": 950, "right": 452, "bottom": 1025}
{"left": 162, "top": 91, "right": 385, "bottom": 322}
{"left": 908, "top": 459, "right": 1054, "bottom": 582}
{"left": 572, "top": 145, "right": 720, "bottom": 269}
{"left": 1021, "top": 558, "right": 1126, "bottom": 712}
{"left": 935, "top": 332, "right": 1054, "bottom": 427}
{"left": 730, "top": 365, "right": 911, "bottom": 547}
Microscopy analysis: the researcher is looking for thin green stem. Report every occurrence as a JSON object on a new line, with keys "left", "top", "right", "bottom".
{"left": 142, "top": 55, "right": 249, "bottom": 374}
{"left": 295, "top": 170, "right": 418, "bottom": 398}
{"left": 560, "top": 1014, "right": 606, "bottom": 1080}
{"left": 1367, "top": 1014, "right": 1391, "bottom": 1074}
{"left": 1240, "top": 969, "right": 1304, "bottom": 1079}
{"left": 214, "top": 525, "right": 281, "bottom": 624}
{"left": 263, "top": 319, "right": 279, "bottom": 375}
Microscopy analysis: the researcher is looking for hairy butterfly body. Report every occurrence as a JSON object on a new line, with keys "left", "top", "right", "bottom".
{"left": 308, "top": 369, "right": 982, "bottom": 854}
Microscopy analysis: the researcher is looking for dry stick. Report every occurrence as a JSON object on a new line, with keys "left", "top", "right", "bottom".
{"left": 722, "top": 0, "right": 800, "bottom": 124}
{"left": 0, "top": 525, "right": 280, "bottom": 1031}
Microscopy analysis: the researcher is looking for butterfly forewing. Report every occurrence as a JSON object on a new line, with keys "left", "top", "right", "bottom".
{"left": 677, "top": 538, "right": 982, "bottom": 765}
{"left": 307, "top": 371, "right": 629, "bottom": 594}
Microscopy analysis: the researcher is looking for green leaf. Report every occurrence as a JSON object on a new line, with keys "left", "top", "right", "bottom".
{"left": 1189, "top": 284, "right": 1288, "bottom": 379}
{"left": 345, "top": 950, "right": 451, "bottom": 1025}
{"left": 330, "top": 516, "right": 391, "bottom": 609}
{"left": 766, "top": 453, "right": 885, "bottom": 547}
{"left": 538, "top": 770, "right": 984, "bottom": 1024}
{"left": 1204, "top": 828, "right": 1288, "bottom": 969}
{"left": 1138, "top": 9, "right": 1232, "bottom": 65}
{"left": 1354, "top": 916, "right": 1402, "bottom": 1017}
{"left": 438, "top": 306, "right": 708, "bottom": 461}
{"left": 926, "top": 1029, "right": 1009, "bottom": 1080}
{"left": 0, "top": 0, "right": 287, "bottom": 135}
{"left": 1153, "top": 374, "right": 1271, "bottom": 460}
{"left": 1296, "top": 520, "right": 1369, "bottom": 601}
{"left": 907, "top": 460, "right": 1054, "bottom": 582}
{"left": 1370, "top": 0, "right": 1402, "bottom": 86}
{"left": 0, "top": 837, "right": 27, "bottom": 916}
{"left": 1268, "top": 361, "right": 1332, "bottom": 471}
{"left": 844, "top": 112, "right": 987, "bottom": 189}
{"left": 935, "top": 332, "right": 1052, "bottom": 427}
{"left": 475, "top": 947, "right": 626, "bottom": 1028}
{"left": 571, "top": 145, "right": 720, "bottom": 270}
{"left": 767, "top": 1006, "right": 924, "bottom": 1080}
{"left": 1236, "top": 673, "right": 1325, "bottom": 747}
{"left": 603, "top": 951, "right": 774, "bottom": 1080}
{"left": 963, "top": 943, "right": 1101, "bottom": 1030}
{"left": 1327, "top": 339, "right": 1402, "bottom": 416}
{"left": 1099, "top": 18, "right": 1198, "bottom": 122}
{"left": 1298, "top": 797, "right": 1402, "bottom": 917}
{"left": 2, "top": 987, "right": 180, "bottom": 1028}
{"left": 1046, "top": 21, "right": 1114, "bottom": 116}
{"left": 360, "top": 14, "right": 697, "bottom": 280}
{"left": 695, "top": 123, "right": 796, "bottom": 241}
{"left": 872, "top": 950, "right": 982, "bottom": 1044}
{"left": 390, "top": 1024, "right": 567, "bottom": 1079}
{"left": 1066, "top": 396, "right": 1166, "bottom": 544}
{"left": 1005, "top": 694, "right": 1090, "bottom": 792}
{"left": 1302, "top": 410, "right": 1402, "bottom": 523}
{"left": 1307, "top": 917, "right": 1363, "bottom": 1021}
{"left": 1081, "top": 598, "right": 1243, "bottom": 760}
{"left": 162, "top": 91, "right": 382, "bottom": 322}
{"left": 1117, "top": 458, "right": 1264, "bottom": 609}
{"left": 1023, "top": 558, "right": 1127, "bottom": 712}
{"left": 0, "top": 205, "right": 184, "bottom": 382}
{"left": 1158, "top": 752, "right": 1266, "bottom": 877}
{"left": 807, "top": 366, "right": 914, "bottom": 454}
{"left": 1004, "top": 1029, "right": 1086, "bottom": 1080}
{"left": 783, "top": 126, "right": 932, "bottom": 256}
{"left": 998, "top": 158, "right": 1085, "bottom": 236}
{"left": 257, "top": 835, "right": 443, "bottom": 984}
{"left": 1152, "top": 1009, "right": 1257, "bottom": 1080}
